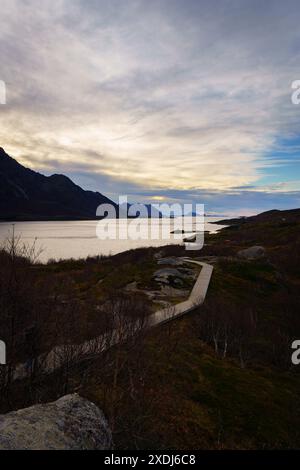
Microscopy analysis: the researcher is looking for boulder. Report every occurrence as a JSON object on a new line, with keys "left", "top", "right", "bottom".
{"left": 153, "top": 268, "right": 184, "bottom": 285}
{"left": 153, "top": 268, "right": 183, "bottom": 278}
{"left": 124, "top": 281, "right": 138, "bottom": 292}
{"left": 0, "top": 394, "right": 112, "bottom": 450}
{"left": 237, "top": 246, "right": 265, "bottom": 260}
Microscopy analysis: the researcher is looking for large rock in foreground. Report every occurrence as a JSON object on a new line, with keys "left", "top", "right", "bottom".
{"left": 0, "top": 394, "right": 112, "bottom": 450}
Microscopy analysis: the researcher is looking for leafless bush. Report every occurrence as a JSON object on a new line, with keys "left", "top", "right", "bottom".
{"left": 195, "top": 298, "right": 257, "bottom": 367}
{"left": 0, "top": 231, "right": 49, "bottom": 407}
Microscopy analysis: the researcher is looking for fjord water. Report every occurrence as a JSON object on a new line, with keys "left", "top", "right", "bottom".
{"left": 0, "top": 218, "right": 227, "bottom": 263}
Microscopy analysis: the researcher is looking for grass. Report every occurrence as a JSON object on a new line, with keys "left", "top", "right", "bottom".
{"left": 76, "top": 211, "right": 300, "bottom": 449}
{"left": 81, "top": 313, "right": 300, "bottom": 449}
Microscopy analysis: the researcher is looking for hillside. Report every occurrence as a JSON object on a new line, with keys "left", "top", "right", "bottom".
{"left": 0, "top": 147, "right": 116, "bottom": 221}
{"left": 0, "top": 208, "right": 299, "bottom": 449}
{"left": 214, "top": 208, "right": 300, "bottom": 226}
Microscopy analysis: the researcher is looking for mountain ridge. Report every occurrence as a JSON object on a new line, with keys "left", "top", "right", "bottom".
{"left": 0, "top": 148, "right": 163, "bottom": 221}
{"left": 0, "top": 147, "right": 116, "bottom": 221}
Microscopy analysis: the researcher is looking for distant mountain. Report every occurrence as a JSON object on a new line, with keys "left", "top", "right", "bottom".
{"left": 118, "top": 202, "right": 162, "bottom": 219}
{"left": 0, "top": 147, "right": 117, "bottom": 221}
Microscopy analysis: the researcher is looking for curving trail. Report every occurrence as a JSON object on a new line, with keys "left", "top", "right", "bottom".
{"left": 14, "top": 258, "right": 213, "bottom": 380}
{"left": 148, "top": 258, "right": 213, "bottom": 327}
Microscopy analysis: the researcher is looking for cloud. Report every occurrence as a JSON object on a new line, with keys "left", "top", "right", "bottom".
{"left": 0, "top": 0, "right": 300, "bottom": 212}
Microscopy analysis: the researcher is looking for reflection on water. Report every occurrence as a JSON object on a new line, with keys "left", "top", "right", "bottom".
{"left": 0, "top": 218, "right": 227, "bottom": 263}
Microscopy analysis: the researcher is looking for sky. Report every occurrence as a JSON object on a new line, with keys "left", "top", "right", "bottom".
{"left": 0, "top": 0, "right": 300, "bottom": 216}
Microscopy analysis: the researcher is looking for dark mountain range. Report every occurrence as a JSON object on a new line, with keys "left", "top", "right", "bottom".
{"left": 0, "top": 147, "right": 117, "bottom": 221}
{"left": 0, "top": 148, "right": 162, "bottom": 221}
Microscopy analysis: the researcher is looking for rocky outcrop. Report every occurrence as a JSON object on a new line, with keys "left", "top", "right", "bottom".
{"left": 238, "top": 246, "right": 265, "bottom": 260}
{"left": 154, "top": 267, "right": 182, "bottom": 278}
{"left": 0, "top": 394, "right": 112, "bottom": 450}
{"left": 157, "top": 257, "right": 184, "bottom": 266}
{"left": 153, "top": 268, "right": 184, "bottom": 286}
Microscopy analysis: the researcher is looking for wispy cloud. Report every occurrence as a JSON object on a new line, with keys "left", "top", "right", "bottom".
{"left": 0, "top": 0, "right": 300, "bottom": 213}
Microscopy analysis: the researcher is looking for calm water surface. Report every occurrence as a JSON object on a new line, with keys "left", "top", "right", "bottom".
{"left": 0, "top": 218, "right": 227, "bottom": 263}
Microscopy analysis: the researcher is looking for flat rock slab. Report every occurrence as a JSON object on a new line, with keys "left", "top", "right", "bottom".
{"left": 157, "top": 257, "right": 184, "bottom": 266}
{"left": 153, "top": 268, "right": 183, "bottom": 278}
